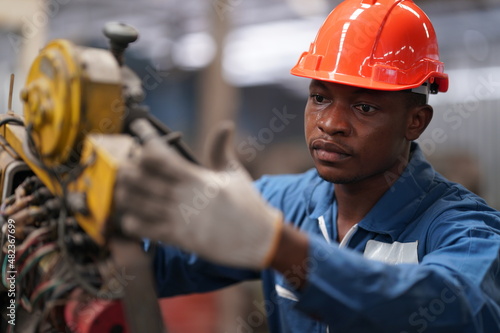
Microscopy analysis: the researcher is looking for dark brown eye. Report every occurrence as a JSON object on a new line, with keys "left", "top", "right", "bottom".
{"left": 355, "top": 104, "right": 377, "bottom": 113}
{"left": 311, "top": 94, "right": 326, "bottom": 103}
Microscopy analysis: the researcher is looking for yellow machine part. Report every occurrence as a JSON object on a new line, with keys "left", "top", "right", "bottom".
{"left": 21, "top": 39, "right": 125, "bottom": 167}
{"left": 2, "top": 123, "right": 136, "bottom": 244}
{"left": 68, "top": 134, "right": 136, "bottom": 244}
{"left": 1, "top": 39, "right": 134, "bottom": 244}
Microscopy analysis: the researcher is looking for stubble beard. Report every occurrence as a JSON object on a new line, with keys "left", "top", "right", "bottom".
{"left": 317, "top": 169, "right": 363, "bottom": 185}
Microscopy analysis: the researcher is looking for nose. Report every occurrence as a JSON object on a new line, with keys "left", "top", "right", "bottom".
{"left": 317, "top": 103, "right": 352, "bottom": 136}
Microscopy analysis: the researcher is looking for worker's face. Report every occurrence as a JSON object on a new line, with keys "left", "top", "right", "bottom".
{"left": 305, "top": 80, "right": 419, "bottom": 185}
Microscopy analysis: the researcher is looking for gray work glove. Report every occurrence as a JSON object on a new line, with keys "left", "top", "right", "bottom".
{"left": 115, "top": 122, "right": 283, "bottom": 269}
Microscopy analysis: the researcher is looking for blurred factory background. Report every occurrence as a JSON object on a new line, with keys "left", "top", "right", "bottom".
{"left": 0, "top": 0, "right": 499, "bottom": 332}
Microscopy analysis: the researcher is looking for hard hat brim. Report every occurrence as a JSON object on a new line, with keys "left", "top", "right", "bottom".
{"left": 290, "top": 67, "right": 449, "bottom": 93}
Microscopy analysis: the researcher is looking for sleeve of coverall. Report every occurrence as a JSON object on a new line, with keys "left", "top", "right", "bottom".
{"left": 294, "top": 215, "right": 500, "bottom": 332}
{"left": 150, "top": 241, "right": 260, "bottom": 298}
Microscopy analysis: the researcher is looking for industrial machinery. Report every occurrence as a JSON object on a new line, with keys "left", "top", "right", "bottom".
{"left": 0, "top": 23, "right": 194, "bottom": 333}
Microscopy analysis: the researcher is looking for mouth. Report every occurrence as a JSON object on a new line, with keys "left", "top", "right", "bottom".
{"left": 311, "top": 139, "right": 352, "bottom": 163}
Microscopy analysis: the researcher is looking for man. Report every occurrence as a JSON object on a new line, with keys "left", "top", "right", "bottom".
{"left": 116, "top": 0, "right": 500, "bottom": 331}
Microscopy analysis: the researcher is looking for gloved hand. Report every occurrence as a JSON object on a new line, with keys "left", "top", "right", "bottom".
{"left": 115, "top": 121, "right": 283, "bottom": 269}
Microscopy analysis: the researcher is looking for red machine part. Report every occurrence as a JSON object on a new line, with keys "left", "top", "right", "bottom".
{"left": 64, "top": 289, "right": 220, "bottom": 333}
{"left": 64, "top": 289, "right": 129, "bottom": 333}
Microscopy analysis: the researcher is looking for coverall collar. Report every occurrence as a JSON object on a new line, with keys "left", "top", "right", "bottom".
{"left": 306, "top": 142, "right": 434, "bottom": 242}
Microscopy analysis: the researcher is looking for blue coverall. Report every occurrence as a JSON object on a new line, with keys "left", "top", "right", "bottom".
{"left": 152, "top": 143, "right": 500, "bottom": 332}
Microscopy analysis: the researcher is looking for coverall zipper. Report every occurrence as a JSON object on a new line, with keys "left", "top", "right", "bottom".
{"left": 318, "top": 217, "right": 359, "bottom": 333}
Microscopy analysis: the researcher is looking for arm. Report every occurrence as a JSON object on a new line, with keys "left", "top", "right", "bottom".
{"left": 150, "top": 242, "right": 260, "bottom": 297}
{"left": 270, "top": 222, "right": 500, "bottom": 332}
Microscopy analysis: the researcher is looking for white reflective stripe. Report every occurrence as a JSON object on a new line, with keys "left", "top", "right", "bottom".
{"left": 363, "top": 240, "right": 419, "bottom": 264}
{"left": 318, "top": 215, "right": 331, "bottom": 243}
{"left": 339, "top": 224, "right": 358, "bottom": 248}
{"left": 275, "top": 284, "right": 299, "bottom": 302}
{"left": 319, "top": 217, "right": 331, "bottom": 333}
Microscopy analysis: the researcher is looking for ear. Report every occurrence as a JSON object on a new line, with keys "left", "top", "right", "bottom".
{"left": 405, "top": 104, "right": 433, "bottom": 141}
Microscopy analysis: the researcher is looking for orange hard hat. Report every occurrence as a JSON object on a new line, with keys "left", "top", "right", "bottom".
{"left": 291, "top": 0, "right": 449, "bottom": 94}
